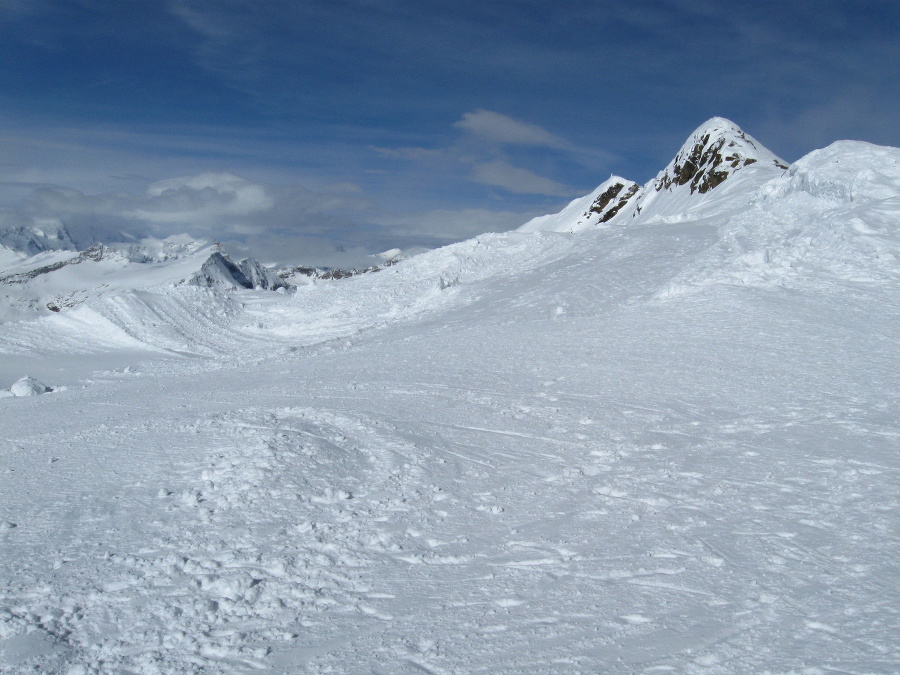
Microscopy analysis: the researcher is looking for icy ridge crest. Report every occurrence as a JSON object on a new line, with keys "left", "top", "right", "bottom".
{"left": 760, "top": 140, "right": 900, "bottom": 204}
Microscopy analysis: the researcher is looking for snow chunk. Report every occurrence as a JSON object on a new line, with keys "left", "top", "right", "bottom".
{"left": 9, "top": 376, "right": 52, "bottom": 397}
{"left": 762, "top": 140, "right": 900, "bottom": 204}
{"left": 377, "top": 248, "right": 403, "bottom": 262}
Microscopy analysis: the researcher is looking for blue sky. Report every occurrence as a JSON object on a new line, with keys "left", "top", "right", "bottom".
{"left": 2, "top": 0, "right": 898, "bottom": 266}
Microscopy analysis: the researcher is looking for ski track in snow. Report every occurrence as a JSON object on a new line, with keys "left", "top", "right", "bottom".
{"left": 2, "top": 293, "right": 897, "bottom": 673}
{"left": 1, "top": 130, "right": 899, "bottom": 673}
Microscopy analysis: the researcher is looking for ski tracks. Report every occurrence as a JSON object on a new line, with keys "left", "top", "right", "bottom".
{"left": 2, "top": 381, "right": 897, "bottom": 672}
{"left": 0, "top": 406, "right": 434, "bottom": 673}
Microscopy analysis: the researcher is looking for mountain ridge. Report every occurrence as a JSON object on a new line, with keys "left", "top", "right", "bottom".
{"left": 522, "top": 117, "right": 791, "bottom": 234}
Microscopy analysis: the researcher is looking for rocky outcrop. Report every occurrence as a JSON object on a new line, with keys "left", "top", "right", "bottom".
{"left": 653, "top": 117, "right": 788, "bottom": 195}
{"left": 586, "top": 181, "right": 642, "bottom": 222}
{"left": 189, "top": 251, "right": 289, "bottom": 291}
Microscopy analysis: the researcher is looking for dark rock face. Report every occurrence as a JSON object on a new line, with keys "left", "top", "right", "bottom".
{"left": 656, "top": 129, "right": 788, "bottom": 195}
{"left": 583, "top": 181, "right": 641, "bottom": 224}
{"left": 598, "top": 183, "right": 640, "bottom": 222}
{"left": 191, "top": 251, "right": 289, "bottom": 291}
{"left": 589, "top": 182, "right": 628, "bottom": 215}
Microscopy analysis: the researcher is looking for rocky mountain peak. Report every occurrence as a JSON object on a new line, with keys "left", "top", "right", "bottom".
{"left": 189, "top": 251, "right": 288, "bottom": 291}
{"left": 654, "top": 117, "right": 788, "bottom": 195}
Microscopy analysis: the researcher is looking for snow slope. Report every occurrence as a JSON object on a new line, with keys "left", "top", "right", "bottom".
{"left": 0, "top": 241, "right": 289, "bottom": 360}
{"left": 518, "top": 176, "right": 641, "bottom": 233}
{"left": 1, "top": 119, "right": 898, "bottom": 674}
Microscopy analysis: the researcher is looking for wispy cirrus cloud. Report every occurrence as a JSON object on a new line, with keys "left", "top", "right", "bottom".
{"left": 469, "top": 160, "right": 573, "bottom": 197}
{"left": 370, "top": 146, "right": 445, "bottom": 161}
{"left": 371, "top": 109, "right": 587, "bottom": 198}
{"left": 454, "top": 109, "right": 573, "bottom": 150}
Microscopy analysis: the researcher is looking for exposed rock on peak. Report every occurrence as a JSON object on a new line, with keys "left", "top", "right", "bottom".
{"left": 518, "top": 118, "right": 790, "bottom": 234}
{"left": 654, "top": 117, "right": 788, "bottom": 195}
{"left": 517, "top": 175, "right": 641, "bottom": 233}
{"left": 189, "top": 251, "right": 288, "bottom": 291}
{"left": 585, "top": 180, "right": 641, "bottom": 223}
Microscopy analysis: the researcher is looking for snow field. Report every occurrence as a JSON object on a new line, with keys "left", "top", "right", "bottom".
{"left": 1, "top": 127, "right": 898, "bottom": 673}
{"left": 2, "top": 267, "right": 897, "bottom": 672}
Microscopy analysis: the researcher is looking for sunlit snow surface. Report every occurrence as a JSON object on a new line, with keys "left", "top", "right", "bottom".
{"left": 1, "top": 133, "right": 899, "bottom": 673}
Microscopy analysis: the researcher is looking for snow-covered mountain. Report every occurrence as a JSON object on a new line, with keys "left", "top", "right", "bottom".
{"left": 0, "top": 234, "right": 290, "bottom": 324}
{"left": 1, "top": 119, "right": 898, "bottom": 674}
{"left": 521, "top": 117, "right": 790, "bottom": 233}
{"left": 519, "top": 117, "right": 898, "bottom": 292}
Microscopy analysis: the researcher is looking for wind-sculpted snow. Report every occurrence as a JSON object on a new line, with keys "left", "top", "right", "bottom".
{"left": 0, "top": 286, "right": 256, "bottom": 358}
{"left": 5, "top": 375, "right": 51, "bottom": 397}
{"left": 656, "top": 140, "right": 900, "bottom": 296}
{"left": 0, "top": 244, "right": 289, "bottom": 350}
{"left": 258, "top": 230, "right": 579, "bottom": 344}
{"left": 1, "top": 121, "right": 899, "bottom": 673}
{"left": 766, "top": 140, "right": 900, "bottom": 204}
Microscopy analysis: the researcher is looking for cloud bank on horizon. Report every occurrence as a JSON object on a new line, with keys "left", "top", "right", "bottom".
{"left": 0, "top": 0, "right": 897, "bottom": 266}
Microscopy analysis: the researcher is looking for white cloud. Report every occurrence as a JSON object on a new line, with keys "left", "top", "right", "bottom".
{"left": 129, "top": 172, "right": 275, "bottom": 226}
{"left": 454, "top": 109, "right": 572, "bottom": 150}
{"left": 1, "top": 166, "right": 565, "bottom": 266}
{"left": 470, "top": 160, "right": 574, "bottom": 197}
{"left": 0, "top": 172, "right": 384, "bottom": 263}
{"left": 371, "top": 146, "right": 445, "bottom": 161}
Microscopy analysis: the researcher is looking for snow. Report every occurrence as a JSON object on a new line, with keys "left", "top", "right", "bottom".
{"left": 1, "top": 120, "right": 898, "bottom": 674}
{"left": 7, "top": 375, "right": 51, "bottom": 397}
{"left": 765, "top": 140, "right": 900, "bottom": 203}
{"left": 0, "top": 246, "right": 23, "bottom": 270}
{"left": 517, "top": 176, "right": 637, "bottom": 233}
